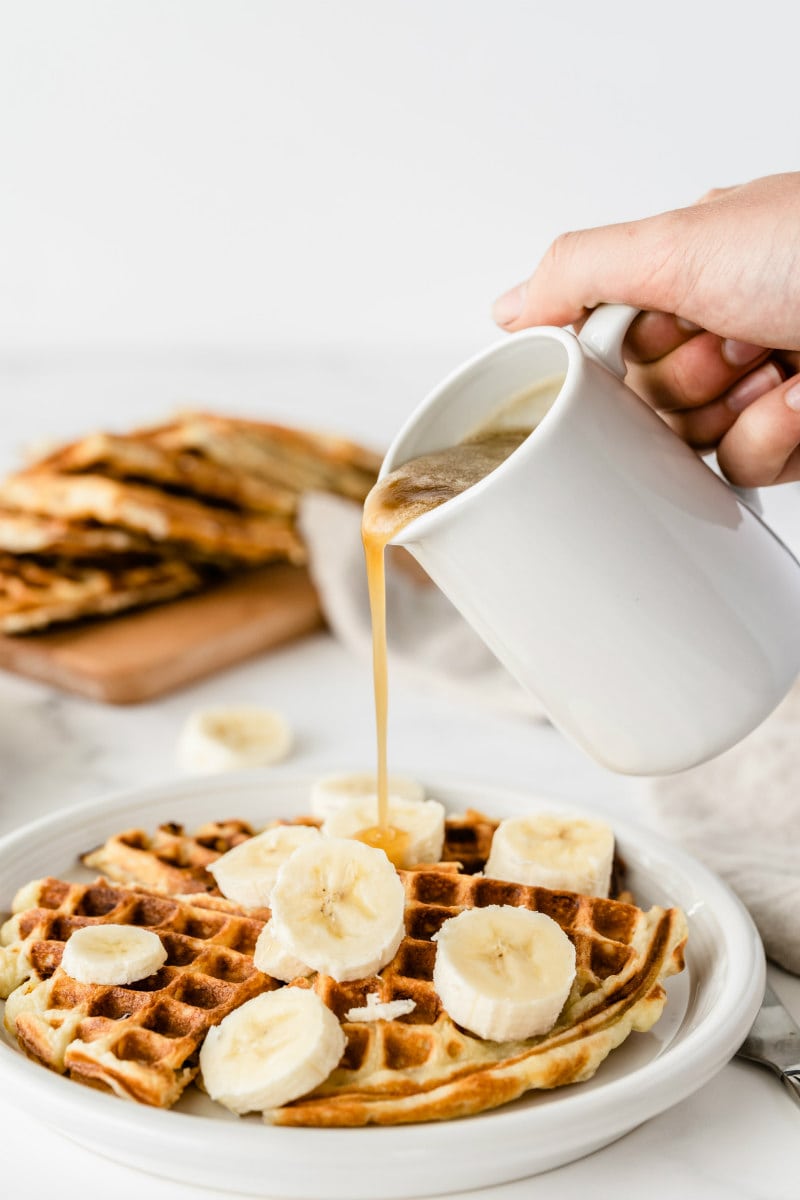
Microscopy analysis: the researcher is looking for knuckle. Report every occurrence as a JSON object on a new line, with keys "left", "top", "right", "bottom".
{"left": 545, "top": 230, "right": 580, "bottom": 267}
{"left": 717, "top": 415, "right": 779, "bottom": 487}
{"left": 544, "top": 229, "right": 575, "bottom": 267}
{"left": 697, "top": 186, "right": 727, "bottom": 203}
{"left": 665, "top": 351, "right": 706, "bottom": 406}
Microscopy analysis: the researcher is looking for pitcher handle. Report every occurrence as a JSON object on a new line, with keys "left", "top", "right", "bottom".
{"left": 578, "top": 303, "right": 766, "bottom": 516}
{"left": 577, "top": 303, "right": 640, "bottom": 378}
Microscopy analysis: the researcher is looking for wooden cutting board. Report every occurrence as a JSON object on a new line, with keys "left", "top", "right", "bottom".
{"left": 0, "top": 564, "right": 324, "bottom": 704}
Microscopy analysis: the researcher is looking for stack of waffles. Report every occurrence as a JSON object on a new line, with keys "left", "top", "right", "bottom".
{"left": 0, "top": 412, "right": 381, "bottom": 633}
{"left": 0, "top": 810, "right": 687, "bottom": 1124}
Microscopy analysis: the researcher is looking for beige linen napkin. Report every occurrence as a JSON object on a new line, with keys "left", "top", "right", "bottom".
{"left": 299, "top": 493, "right": 545, "bottom": 719}
{"left": 647, "top": 680, "right": 800, "bottom": 974}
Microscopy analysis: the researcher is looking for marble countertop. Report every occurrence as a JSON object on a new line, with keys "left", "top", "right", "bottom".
{"left": 1, "top": 355, "right": 799, "bottom": 1199}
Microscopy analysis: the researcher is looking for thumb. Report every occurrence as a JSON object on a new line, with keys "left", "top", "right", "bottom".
{"left": 492, "top": 209, "right": 696, "bottom": 332}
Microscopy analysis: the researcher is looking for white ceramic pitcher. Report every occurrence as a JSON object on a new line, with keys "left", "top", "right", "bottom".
{"left": 379, "top": 304, "right": 800, "bottom": 775}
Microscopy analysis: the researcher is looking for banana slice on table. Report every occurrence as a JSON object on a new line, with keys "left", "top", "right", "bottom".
{"left": 60, "top": 924, "right": 167, "bottom": 986}
{"left": 310, "top": 771, "right": 425, "bottom": 819}
{"left": 321, "top": 794, "right": 446, "bottom": 867}
{"left": 253, "top": 920, "right": 312, "bottom": 982}
{"left": 209, "top": 824, "right": 321, "bottom": 908}
{"left": 485, "top": 813, "right": 615, "bottom": 896}
{"left": 199, "top": 988, "right": 345, "bottom": 1115}
{"left": 269, "top": 838, "right": 406, "bottom": 982}
{"left": 432, "top": 905, "right": 576, "bottom": 1041}
{"left": 176, "top": 705, "right": 293, "bottom": 774}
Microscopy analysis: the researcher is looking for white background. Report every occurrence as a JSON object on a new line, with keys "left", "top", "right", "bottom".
{"left": 1, "top": 1, "right": 798, "bottom": 360}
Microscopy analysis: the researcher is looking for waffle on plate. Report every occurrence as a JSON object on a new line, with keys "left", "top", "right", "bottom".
{"left": 284, "top": 869, "right": 685, "bottom": 1125}
{"left": 0, "top": 804, "right": 686, "bottom": 1125}
{"left": 1, "top": 879, "right": 272, "bottom": 1106}
{"left": 80, "top": 810, "right": 501, "bottom": 895}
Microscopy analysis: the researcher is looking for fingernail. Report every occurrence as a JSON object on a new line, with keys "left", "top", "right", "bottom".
{"left": 722, "top": 338, "right": 765, "bottom": 367}
{"left": 726, "top": 362, "right": 782, "bottom": 413}
{"left": 491, "top": 281, "right": 527, "bottom": 328}
{"left": 676, "top": 317, "right": 702, "bottom": 332}
{"left": 785, "top": 377, "right": 800, "bottom": 412}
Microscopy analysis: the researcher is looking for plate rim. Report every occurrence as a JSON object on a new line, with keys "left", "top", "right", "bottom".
{"left": 0, "top": 770, "right": 766, "bottom": 1194}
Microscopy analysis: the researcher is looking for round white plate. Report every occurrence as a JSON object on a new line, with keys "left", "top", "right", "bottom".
{"left": 0, "top": 772, "right": 764, "bottom": 1198}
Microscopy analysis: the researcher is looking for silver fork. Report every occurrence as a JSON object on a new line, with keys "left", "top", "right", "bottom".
{"left": 736, "top": 981, "right": 800, "bottom": 1106}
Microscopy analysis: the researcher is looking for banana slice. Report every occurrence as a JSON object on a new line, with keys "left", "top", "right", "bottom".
{"left": 60, "top": 924, "right": 167, "bottom": 986}
{"left": 432, "top": 905, "right": 576, "bottom": 1041}
{"left": 321, "top": 795, "right": 446, "bottom": 867}
{"left": 310, "top": 771, "right": 425, "bottom": 819}
{"left": 199, "top": 988, "right": 345, "bottom": 1114}
{"left": 269, "top": 838, "right": 406, "bottom": 982}
{"left": 177, "top": 705, "right": 293, "bottom": 774}
{"left": 485, "top": 813, "right": 615, "bottom": 896}
{"left": 253, "top": 920, "right": 312, "bottom": 982}
{"left": 208, "top": 824, "right": 321, "bottom": 908}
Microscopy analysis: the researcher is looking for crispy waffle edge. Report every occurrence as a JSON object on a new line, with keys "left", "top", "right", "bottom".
{"left": 1, "top": 855, "right": 687, "bottom": 1125}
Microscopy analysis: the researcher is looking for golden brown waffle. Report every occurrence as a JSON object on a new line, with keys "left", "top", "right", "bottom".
{"left": 0, "top": 472, "right": 306, "bottom": 567}
{"left": 440, "top": 808, "right": 499, "bottom": 873}
{"left": 150, "top": 412, "right": 382, "bottom": 502}
{"left": 0, "top": 510, "right": 154, "bottom": 558}
{"left": 82, "top": 809, "right": 633, "bottom": 901}
{"left": 33, "top": 432, "right": 298, "bottom": 516}
{"left": 1, "top": 861, "right": 685, "bottom": 1122}
{"left": 81, "top": 810, "right": 500, "bottom": 895}
{"left": 0, "top": 554, "right": 204, "bottom": 634}
{"left": 276, "top": 869, "right": 686, "bottom": 1125}
{"left": 0, "top": 877, "right": 273, "bottom": 1106}
{"left": 0, "top": 410, "right": 380, "bottom": 633}
{"left": 81, "top": 820, "right": 261, "bottom": 894}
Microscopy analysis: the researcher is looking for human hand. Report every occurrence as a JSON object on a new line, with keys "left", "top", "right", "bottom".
{"left": 492, "top": 173, "right": 800, "bottom": 486}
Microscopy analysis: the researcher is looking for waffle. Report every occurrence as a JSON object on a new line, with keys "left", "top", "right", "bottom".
{"left": 81, "top": 820, "right": 262, "bottom": 894}
{"left": 81, "top": 810, "right": 501, "bottom": 895}
{"left": 0, "top": 410, "right": 380, "bottom": 634}
{"left": 276, "top": 869, "right": 687, "bottom": 1125}
{"left": 0, "top": 554, "right": 205, "bottom": 634}
{"left": 82, "top": 811, "right": 633, "bottom": 902}
{"left": 34, "top": 432, "right": 298, "bottom": 516}
{"left": 1, "top": 868, "right": 685, "bottom": 1123}
{"left": 1, "top": 845, "right": 684, "bottom": 1123}
{"left": 0, "top": 877, "right": 273, "bottom": 1106}
{"left": 0, "top": 510, "right": 153, "bottom": 558}
{"left": 150, "top": 412, "right": 382, "bottom": 502}
{"left": 0, "top": 472, "right": 306, "bottom": 567}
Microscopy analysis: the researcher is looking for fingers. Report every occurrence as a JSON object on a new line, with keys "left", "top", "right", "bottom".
{"left": 662, "top": 361, "right": 784, "bottom": 450}
{"left": 619, "top": 311, "right": 787, "bottom": 464}
{"left": 623, "top": 310, "right": 701, "bottom": 364}
{"left": 717, "top": 374, "right": 800, "bottom": 485}
{"left": 491, "top": 208, "right": 699, "bottom": 331}
{"left": 625, "top": 330, "right": 769, "bottom": 412}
